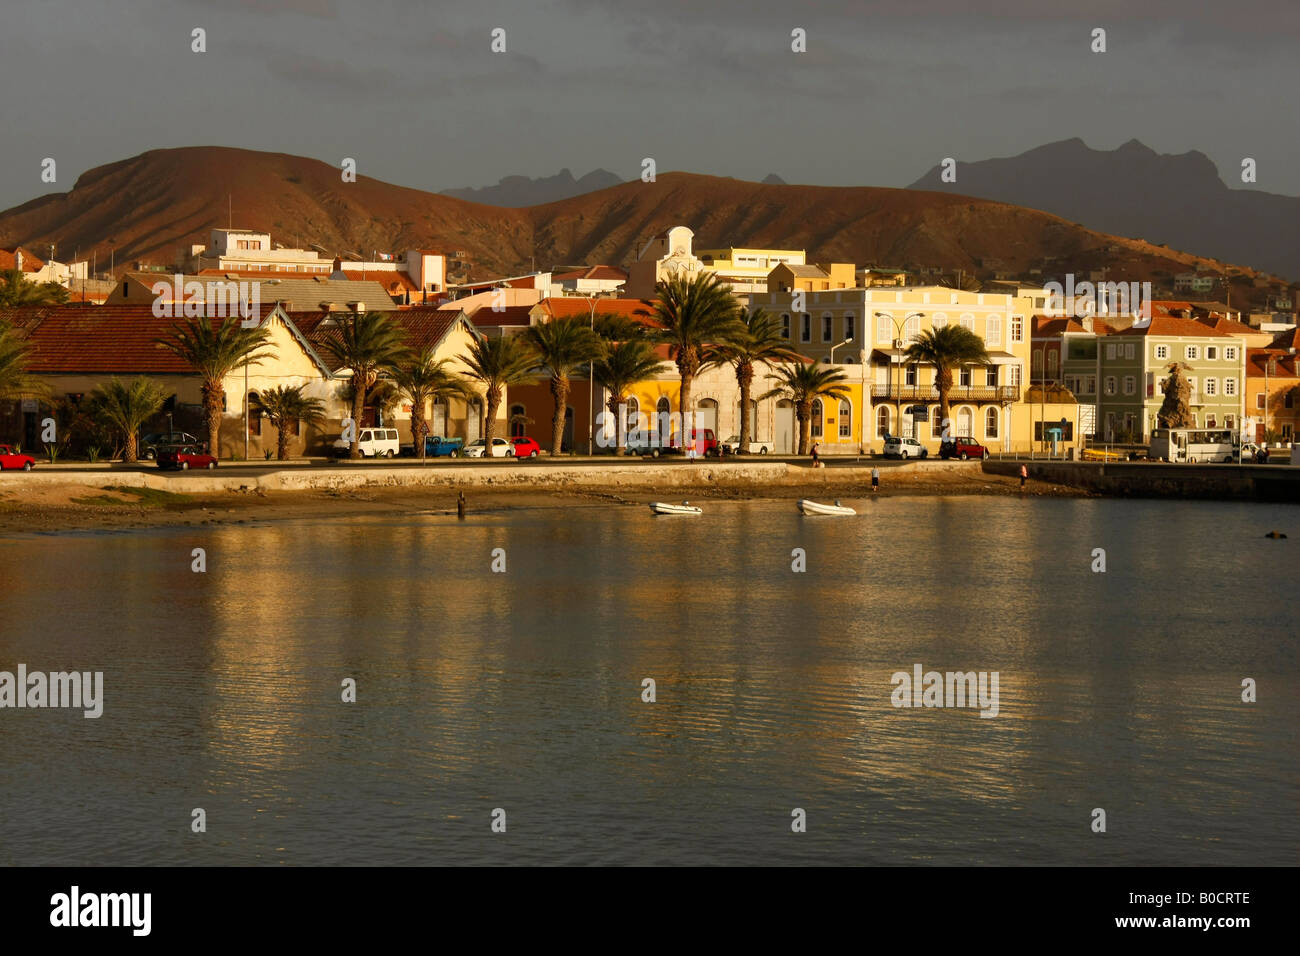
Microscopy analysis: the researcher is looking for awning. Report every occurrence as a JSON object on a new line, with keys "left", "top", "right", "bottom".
{"left": 985, "top": 351, "right": 1021, "bottom": 365}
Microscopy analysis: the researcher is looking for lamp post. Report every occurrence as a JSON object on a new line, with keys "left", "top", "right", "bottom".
{"left": 875, "top": 312, "right": 923, "bottom": 440}
{"left": 573, "top": 290, "right": 607, "bottom": 456}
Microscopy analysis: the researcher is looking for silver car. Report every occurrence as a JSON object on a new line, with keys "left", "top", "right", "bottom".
{"left": 883, "top": 436, "right": 928, "bottom": 459}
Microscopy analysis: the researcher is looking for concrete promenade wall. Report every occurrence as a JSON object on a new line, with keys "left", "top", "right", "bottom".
{"left": 984, "top": 459, "right": 1300, "bottom": 502}
{"left": 2, "top": 459, "right": 960, "bottom": 495}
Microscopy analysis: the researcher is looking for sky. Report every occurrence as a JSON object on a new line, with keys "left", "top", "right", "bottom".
{"left": 2, "top": 0, "right": 1299, "bottom": 211}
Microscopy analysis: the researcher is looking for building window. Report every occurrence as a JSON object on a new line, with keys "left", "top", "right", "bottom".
{"left": 1032, "top": 350, "right": 1043, "bottom": 374}
{"left": 1010, "top": 315, "right": 1024, "bottom": 343}
{"left": 877, "top": 406, "right": 891, "bottom": 438}
{"left": 932, "top": 312, "right": 948, "bottom": 329}
{"left": 905, "top": 364, "right": 918, "bottom": 386}
{"left": 625, "top": 396, "right": 640, "bottom": 431}
{"left": 1009, "top": 365, "right": 1021, "bottom": 388}
{"left": 822, "top": 314, "right": 833, "bottom": 342}
{"left": 877, "top": 314, "right": 892, "bottom": 343}
{"left": 959, "top": 366, "right": 972, "bottom": 387}
{"left": 986, "top": 366, "right": 997, "bottom": 387}
{"left": 780, "top": 314, "right": 790, "bottom": 339}
{"left": 1104, "top": 376, "right": 1117, "bottom": 396}
{"left": 1256, "top": 392, "right": 1266, "bottom": 410}
{"left": 801, "top": 314, "right": 811, "bottom": 342}
{"left": 1106, "top": 344, "right": 1117, "bottom": 361}
{"left": 838, "top": 399, "right": 852, "bottom": 439}
{"left": 843, "top": 314, "right": 855, "bottom": 342}
{"left": 1047, "top": 351, "right": 1058, "bottom": 374}
{"left": 960, "top": 313, "right": 975, "bottom": 332}
{"left": 1155, "top": 345, "right": 1169, "bottom": 360}
{"left": 1123, "top": 375, "right": 1136, "bottom": 395}
{"left": 1206, "top": 346, "right": 1218, "bottom": 360}
{"left": 930, "top": 406, "right": 944, "bottom": 438}
{"left": 1285, "top": 390, "right": 1294, "bottom": 409}
{"left": 986, "top": 316, "right": 1001, "bottom": 346}
{"left": 1124, "top": 343, "right": 1135, "bottom": 360}
{"left": 985, "top": 406, "right": 999, "bottom": 439}
{"left": 904, "top": 315, "right": 921, "bottom": 343}
{"left": 957, "top": 406, "right": 973, "bottom": 436}
{"left": 509, "top": 403, "right": 526, "bottom": 437}
{"left": 1205, "top": 378, "right": 1218, "bottom": 396}
{"left": 1084, "top": 375, "right": 1096, "bottom": 395}
{"left": 811, "top": 398, "right": 824, "bottom": 438}
{"left": 1225, "top": 415, "right": 1235, "bottom": 430}
{"left": 1225, "top": 346, "right": 1238, "bottom": 361}
{"left": 1186, "top": 345, "right": 1199, "bottom": 360}
{"left": 1188, "top": 377, "right": 1198, "bottom": 401}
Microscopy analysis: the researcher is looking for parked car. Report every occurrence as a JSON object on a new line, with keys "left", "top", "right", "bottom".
{"left": 140, "top": 431, "right": 199, "bottom": 461}
{"left": 720, "top": 435, "right": 770, "bottom": 455}
{"left": 623, "top": 434, "right": 662, "bottom": 457}
{"left": 510, "top": 436, "right": 542, "bottom": 459}
{"left": 157, "top": 444, "right": 217, "bottom": 470}
{"left": 0, "top": 444, "right": 36, "bottom": 471}
{"left": 664, "top": 428, "right": 722, "bottom": 457}
{"left": 332, "top": 427, "right": 401, "bottom": 458}
{"left": 883, "top": 436, "right": 928, "bottom": 459}
{"left": 400, "top": 436, "right": 464, "bottom": 458}
{"left": 938, "top": 437, "right": 988, "bottom": 460}
{"left": 464, "top": 437, "right": 515, "bottom": 458}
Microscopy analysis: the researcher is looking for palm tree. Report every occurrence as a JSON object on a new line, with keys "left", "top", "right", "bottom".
{"left": 903, "top": 325, "right": 991, "bottom": 432}
{"left": 155, "top": 317, "right": 274, "bottom": 458}
{"left": 90, "top": 377, "right": 166, "bottom": 463}
{"left": 715, "top": 308, "right": 802, "bottom": 453}
{"left": 0, "top": 323, "right": 49, "bottom": 401}
{"left": 250, "top": 385, "right": 326, "bottom": 461}
{"left": 592, "top": 339, "right": 667, "bottom": 452}
{"left": 651, "top": 273, "right": 743, "bottom": 435}
{"left": 460, "top": 334, "right": 537, "bottom": 454}
{"left": 315, "top": 311, "right": 410, "bottom": 459}
{"left": 761, "top": 362, "right": 850, "bottom": 455}
{"left": 390, "top": 348, "right": 476, "bottom": 458}
{"left": 0, "top": 269, "right": 69, "bottom": 307}
{"left": 526, "top": 317, "right": 603, "bottom": 455}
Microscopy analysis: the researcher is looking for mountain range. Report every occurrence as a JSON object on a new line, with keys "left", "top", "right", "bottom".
{"left": 440, "top": 168, "right": 624, "bottom": 208}
{"left": 0, "top": 146, "right": 1274, "bottom": 286}
{"left": 910, "top": 138, "right": 1300, "bottom": 280}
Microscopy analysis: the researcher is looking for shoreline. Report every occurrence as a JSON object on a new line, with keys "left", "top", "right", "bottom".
{"left": 0, "top": 465, "right": 1089, "bottom": 535}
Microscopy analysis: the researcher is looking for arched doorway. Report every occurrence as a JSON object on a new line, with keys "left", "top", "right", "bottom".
{"left": 695, "top": 398, "right": 718, "bottom": 433}
{"left": 509, "top": 403, "right": 526, "bottom": 438}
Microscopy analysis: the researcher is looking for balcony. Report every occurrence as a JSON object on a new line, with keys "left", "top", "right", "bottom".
{"left": 869, "top": 384, "right": 1020, "bottom": 403}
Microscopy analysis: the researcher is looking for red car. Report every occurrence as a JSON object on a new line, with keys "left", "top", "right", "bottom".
{"left": 0, "top": 444, "right": 36, "bottom": 471}
{"left": 665, "top": 429, "right": 722, "bottom": 457}
{"left": 510, "top": 436, "right": 542, "bottom": 459}
{"left": 939, "top": 437, "right": 988, "bottom": 460}
{"left": 156, "top": 444, "right": 218, "bottom": 470}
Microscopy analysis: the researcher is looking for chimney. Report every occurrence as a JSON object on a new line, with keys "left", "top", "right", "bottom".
{"left": 347, "top": 301, "right": 365, "bottom": 313}
{"left": 14, "top": 250, "right": 22, "bottom": 271}
{"left": 1081, "top": 315, "right": 1094, "bottom": 334}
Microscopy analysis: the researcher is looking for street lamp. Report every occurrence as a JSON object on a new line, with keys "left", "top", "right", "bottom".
{"left": 572, "top": 289, "right": 609, "bottom": 455}
{"left": 875, "top": 312, "right": 923, "bottom": 440}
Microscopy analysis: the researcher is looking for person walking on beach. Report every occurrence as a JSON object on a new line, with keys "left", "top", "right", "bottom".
{"left": 871, "top": 466, "right": 880, "bottom": 493}
{"left": 1019, "top": 463, "right": 1028, "bottom": 493}
{"left": 810, "top": 441, "right": 820, "bottom": 468}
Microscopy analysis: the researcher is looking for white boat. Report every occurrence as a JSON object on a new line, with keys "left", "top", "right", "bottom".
{"left": 649, "top": 501, "right": 702, "bottom": 516}
{"left": 798, "top": 498, "right": 856, "bottom": 516}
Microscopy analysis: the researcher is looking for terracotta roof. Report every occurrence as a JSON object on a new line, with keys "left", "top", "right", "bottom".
{"left": 1197, "top": 316, "right": 1258, "bottom": 336}
{"left": 467, "top": 305, "right": 533, "bottom": 327}
{"left": 1246, "top": 349, "right": 1299, "bottom": 378}
{"left": 535, "top": 297, "right": 656, "bottom": 324}
{"left": 1268, "top": 326, "right": 1300, "bottom": 351}
{"left": 0, "top": 247, "right": 46, "bottom": 273}
{"left": 300, "top": 307, "right": 473, "bottom": 372}
{"left": 1031, "top": 315, "right": 1117, "bottom": 336}
{"left": 7, "top": 304, "right": 283, "bottom": 374}
{"left": 1114, "top": 315, "right": 1236, "bottom": 338}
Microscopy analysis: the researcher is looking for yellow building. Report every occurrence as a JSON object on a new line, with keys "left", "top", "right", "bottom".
{"left": 751, "top": 280, "right": 1039, "bottom": 453}
{"left": 625, "top": 225, "right": 812, "bottom": 298}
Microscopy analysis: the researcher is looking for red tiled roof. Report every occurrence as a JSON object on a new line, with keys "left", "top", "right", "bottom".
{"left": 0, "top": 247, "right": 46, "bottom": 273}
{"left": 535, "top": 297, "right": 656, "bottom": 324}
{"left": 1269, "top": 326, "right": 1300, "bottom": 351}
{"left": 1246, "top": 349, "right": 1299, "bottom": 378}
{"left": 468, "top": 305, "right": 532, "bottom": 327}
{"left": 1031, "top": 315, "right": 1117, "bottom": 336}
{"left": 1115, "top": 315, "right": 1235, "bottom": 338}
{"left": 10, "top": 305, "right": 279, "bottom": 374}
{"left": 300, "top": 307, "right": 471, "bottom": 372}
{"left": 1197, "top": 316, "right": 1258, "bottom": 336}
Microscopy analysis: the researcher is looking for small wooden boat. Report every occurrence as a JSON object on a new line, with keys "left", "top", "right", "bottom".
{"left": 798, "top": 498, "right": 856, "bottom": 516}
{"left": 649, "top": 501, "right": 702, "bottom": 516}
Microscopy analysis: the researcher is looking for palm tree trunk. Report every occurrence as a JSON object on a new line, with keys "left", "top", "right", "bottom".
{"left": 411, "top": 405, "right": 427, "bottom": 460}
{"left": 124, "top": 432, "right": 139, "bottom": 463}
{"left": 607, "top": 395, "right": 624, "bottom": 452}
{"left": 679, "top": 368, "right": 694, "bottom": 450}
{"left": 277, "top": 423, "right": 290, "bottom": 461}
{"left": 937, "top": 366, "right": 953, "bottom": 438}
{"left": 550, "top": 374, "right": 569, "bottom": 456}
{"left": 349, "top": 384, "right": 366, "bottom": 460}
{"left": 484, "top": 385, "right": 501, "bottom": 452}
{"left": 797, "top": 400, "right": 812, "bottom": 455}
{"left": 736, "top": 362, "right": 754, "bottom": 453}
{"left": 203, "top": 381, "right": 223, "bottom": 459}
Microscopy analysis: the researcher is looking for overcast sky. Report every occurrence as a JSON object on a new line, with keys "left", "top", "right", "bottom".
{"left": 2, "top": 0, "right": 1299, "bottom": 211}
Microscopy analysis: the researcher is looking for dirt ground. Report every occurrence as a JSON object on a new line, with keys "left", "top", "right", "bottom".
{"left": 0, "top": 469, "right": 1090, "bottom": 535}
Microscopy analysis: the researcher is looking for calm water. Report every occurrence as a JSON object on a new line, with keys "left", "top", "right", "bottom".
{"left": 0, "top": 497, "right": 1296, "bottom": 866}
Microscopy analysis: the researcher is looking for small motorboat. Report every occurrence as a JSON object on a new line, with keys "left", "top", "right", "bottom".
{"left": 798, "top": 498, "right": 856, "bottom": 516}
{"left": 649, "top": 501, "right": 703, "bottom": 515}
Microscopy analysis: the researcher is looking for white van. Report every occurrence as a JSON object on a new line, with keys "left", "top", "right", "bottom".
{"left": 333, "top": 427, "right": 401, "bottom": 458}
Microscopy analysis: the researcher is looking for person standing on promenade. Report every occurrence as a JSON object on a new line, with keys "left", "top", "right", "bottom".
{"left": 871, "top": 466, "right": 880, "bottom": 493}
{"left": 1019, "top": 464, "right": 1028, "bottom": 493}
{"left": 811, "top": 441, "right": 820, "bottom": 468}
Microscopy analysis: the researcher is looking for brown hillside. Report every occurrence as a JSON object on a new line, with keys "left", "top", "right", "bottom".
{"left": 0, "top": 146, "right": 1267, "bottom": 283}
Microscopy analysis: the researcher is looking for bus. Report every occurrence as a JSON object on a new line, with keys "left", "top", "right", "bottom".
{"left": 1149, "top": 427, "right": 1240, "bottom": 463}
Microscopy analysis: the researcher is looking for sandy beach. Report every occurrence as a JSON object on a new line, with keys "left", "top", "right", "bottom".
{"left": 0, "top": 465, "right": 1089, "bottom": 535}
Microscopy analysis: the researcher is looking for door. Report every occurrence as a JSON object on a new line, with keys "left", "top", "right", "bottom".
{"left": 695, "top": 399, "right": 718, "bottom": 434}
{"left": 466, "top": 400, "right": 481, "bottom": 443}
{"left": 775, "top": 401, "right": 795, "bottom": 454}
{"left": 432, "top": 400, "right": 447, "bottom": 437}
